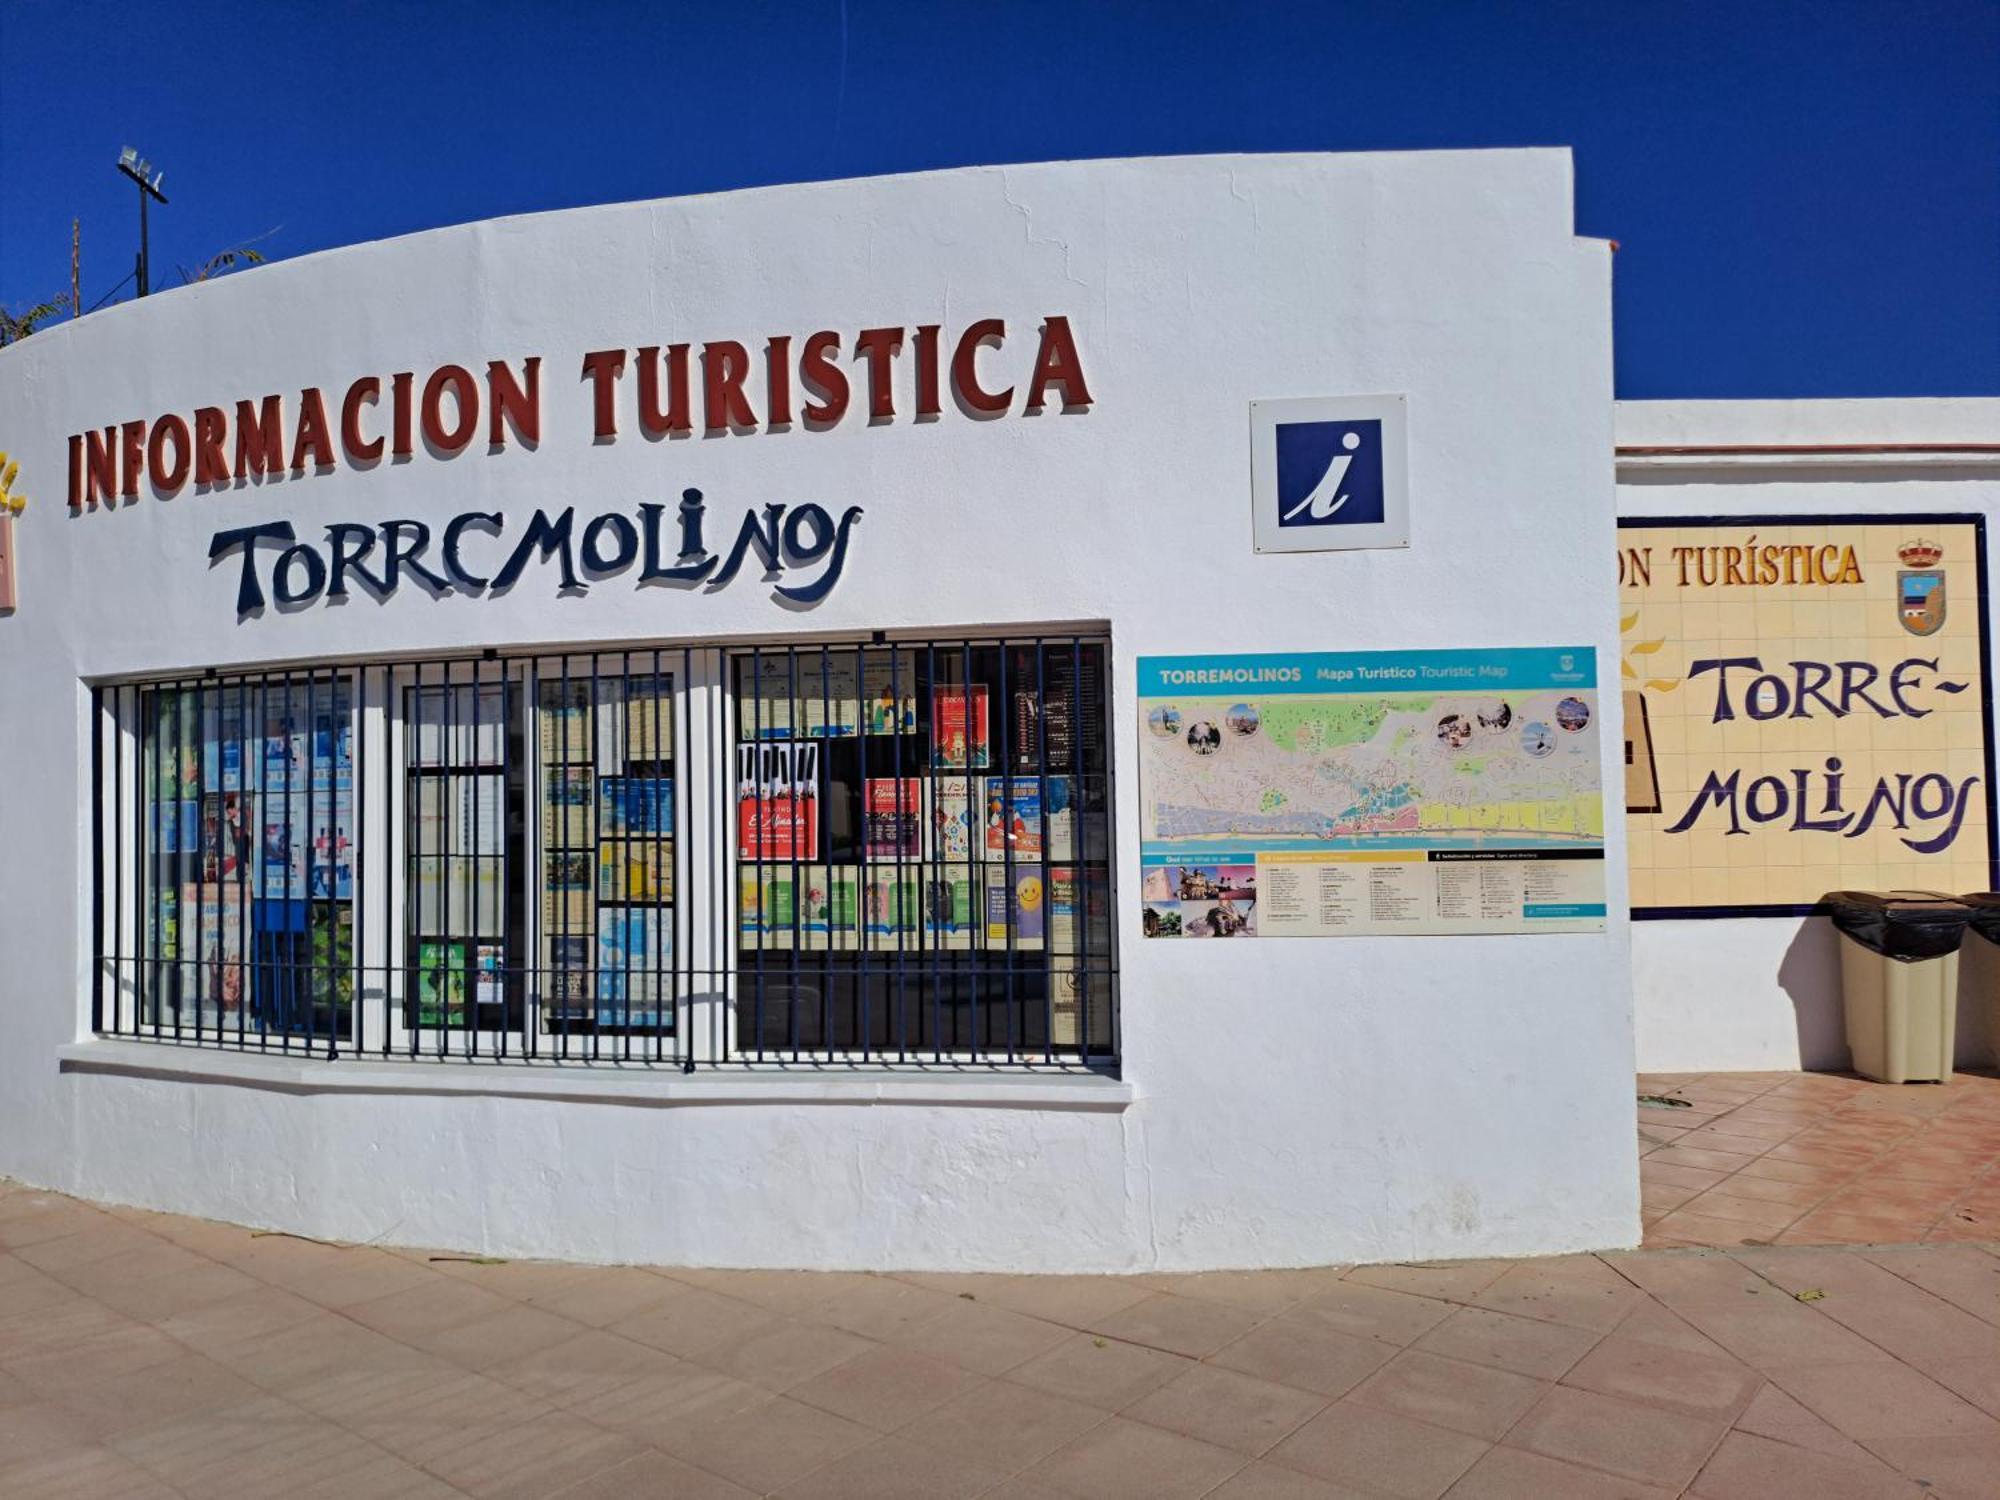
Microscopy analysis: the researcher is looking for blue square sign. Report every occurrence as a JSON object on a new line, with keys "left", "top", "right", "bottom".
{"left": 1274, "top": 419, "right": 1385, "bottom": 529}
{"left": 1250, "top": 394, "right": 1408, "bottom": 552}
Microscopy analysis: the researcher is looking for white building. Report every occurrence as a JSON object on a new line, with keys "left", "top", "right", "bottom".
{"left": 1616, "top": 400, "right": 2000, "bottom": 1076}
{"left": 0, "top": 148, "right": 1983, "bottom": 1272}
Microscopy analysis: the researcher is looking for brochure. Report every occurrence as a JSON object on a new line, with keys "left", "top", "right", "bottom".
{"left": 931, "top": 687, "right": 991, "bottom": 769}
{"left": 536, "top": 676, "right": 626, "bottom": 773}
{"left": 864, "top": 778, "right": 924, "bottom": 859}
{"left": 922, "top": 872, "right": 977, "bottom": 948}
{"left": 201, "top": 695, "right": 256, "bottom": 792}
{"left": 622, "top": 674, "right": 674, "bottom": 762}
{"left": 444, "top": 773, "right": 504, "bottom": 858}
{"left": 736, "top": 651, "right": 919, "bottom": 739}
{"left": 180, "top": 880, "right": 247, "bottom": 1011}
{"left": 543, "top": 933, "right": 593, "bottom": 1010}
{"left": 1010, "top": 651, "right": 1101, "bottom": 773}
{"left": 543, "top": 888, "right": 593, "bottom": 934}
{"left": 1048, "top": 865, "right": 1112, "bottom": 957}
{"left": 306, "top": 810, "right": 354, "bottom": 901}
{"left": 415, "top": 939, "right": 468, "bottom": 1026}
{"left": 598, "top": 839, "right": 673, "bottom": 903}
{"left": 736, "top": 741, "right": 819, "bottom": 860}
{"left": 599, "top": 776, "right": 673, "bottom": 837}
{"left": 982, "top": 776, "right": 1075, "bottom": 862}
{"left": 411, "top": 682, "right": 506, "bottom": 769}
{"left": 931, "top": 780, "right": 977, "bottom": 864}
{"left": 412, "top": 856, "right": 503, "bottom": 937}
{"left": 201, "top": 793, "right": 251, "bottom": 882}
{"left": 543, "top": 767, "right": 593, "bottom": 847}
{"left": 151, "top": 690, "right": 202, "bottom": 802}
{"left": 738, "top": 865, "right": 861, "bottom": 948}
{"left": 156, "top": 797, "right": 201, "bottom": 855}
{"left": 596, "top": 907, "right": 671, "bottom": 1024}
{"left": 983, "top": 864, "right": 1048, "bottom": 944}
{"left": 861, "top": 867, "right": 922, "bottom": 941}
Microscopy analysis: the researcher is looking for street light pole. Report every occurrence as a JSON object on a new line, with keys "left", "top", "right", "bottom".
{"left": 116, "top": 148, "right": 168, "bottom": 298}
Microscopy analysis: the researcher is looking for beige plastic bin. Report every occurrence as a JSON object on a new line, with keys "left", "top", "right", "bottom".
{"left": 1957, "top": 894, "right": 2000, "bottom": 1068}
{"left": 1832, "top": 892, "right": 1963, "bottom": 1084}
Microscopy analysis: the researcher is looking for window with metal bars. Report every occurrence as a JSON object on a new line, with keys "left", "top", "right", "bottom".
{"left": 731, "top": 637, "right": 1116, "bottom": 1063}
{"left": 90, "top": 632, "right": 1118, "bottom": 1070}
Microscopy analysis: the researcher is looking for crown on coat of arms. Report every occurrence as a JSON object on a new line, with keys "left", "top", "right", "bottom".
{"left": 1899, "top": 539, "right": 1943, "bottom": 568}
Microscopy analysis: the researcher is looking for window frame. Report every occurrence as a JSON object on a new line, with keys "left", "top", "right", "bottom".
{"left": 90, "top": 627, "right": 1120, "bottom": 1072}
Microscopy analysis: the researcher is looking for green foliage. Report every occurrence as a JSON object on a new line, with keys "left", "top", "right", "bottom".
{"left": 0, "top": 298, "right": 66, "bottom": 345}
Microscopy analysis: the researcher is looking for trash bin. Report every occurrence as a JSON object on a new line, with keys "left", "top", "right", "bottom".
{"left": 1821, "top": 891, "right": 1970, "bottom": 1084}
{"left": 1957, "top": 893, "right": 2000, "bottom": 1068}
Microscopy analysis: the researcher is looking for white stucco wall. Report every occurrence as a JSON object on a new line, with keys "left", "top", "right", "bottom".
{"left": 0, "top": 150, "right": 1636, "bottom": 1270}
{"left": 1618, "top": 399, "right": 2000, "bottom": 1074}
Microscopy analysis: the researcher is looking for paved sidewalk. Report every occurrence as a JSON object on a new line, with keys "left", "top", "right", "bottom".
{"left": 3, "top": 1179, "right": 1999, "bottom": 1499}
{"left": 1640, "top": 1070, "right": 2000, "bottom": 1247}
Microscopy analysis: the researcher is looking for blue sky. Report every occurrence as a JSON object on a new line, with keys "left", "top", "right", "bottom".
{"left": 2, "top": 1, "right": 1994, "bottom": 397}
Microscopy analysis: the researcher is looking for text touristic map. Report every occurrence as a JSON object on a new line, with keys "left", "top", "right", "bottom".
{"left": 1137, "top": 649, "right": 1606, "bottom": 938}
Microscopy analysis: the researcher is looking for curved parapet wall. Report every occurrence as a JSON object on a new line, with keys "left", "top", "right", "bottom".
{"left": 0, "top": 151, "right": 1634, "bottom": 1270}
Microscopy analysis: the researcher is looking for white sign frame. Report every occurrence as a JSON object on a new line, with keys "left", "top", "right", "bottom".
{"left": 1249, "top": 393, "right": 1409, "bottom": 553}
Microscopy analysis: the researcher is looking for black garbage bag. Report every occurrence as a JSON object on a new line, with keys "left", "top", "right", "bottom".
{"left": 1820, "top": 891, "right": 1970, "bottom": 962}
{"left": 1957, "top": 892, "right": 2000, "bottom": 946}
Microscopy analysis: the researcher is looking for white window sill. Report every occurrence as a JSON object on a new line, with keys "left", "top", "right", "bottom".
{"left": 56, "top": 1038, "right": 1134, "bottom": 1111}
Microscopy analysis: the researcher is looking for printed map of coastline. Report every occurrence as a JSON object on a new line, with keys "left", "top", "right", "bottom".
{"left": 1142, "top": 694, "right": 1603, "bottom": 850}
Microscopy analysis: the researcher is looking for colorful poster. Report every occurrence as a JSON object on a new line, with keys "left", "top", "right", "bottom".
{"left": 931, "top": 780, "right": 977, "bottom": 863}
{"left": 922, "top": 872, "right": 977, "bottom": 947}
{"left": 1136, "top": 648, "right": 1606, "bottom": 937}
{"left": 595, "top": 908, "right": 670, "bottom": 1024}
{"left": 737, "top": 865, "right": 861, "bottom": 947}
{"left": 862, "top": 867, "right": 921, "bottom": 940}
{"left": 260, "top": 798, "right": 304, "bottom": 899}
{"left": 150, "top": 690, "right": 202, "bottom": 801}
{"left": 932, "top": 687, "right": 991, "bottom": 769}
{"left": 180, "top": 880, "right": 248, "bottom": 1011}
{"left": 983, "top": 776, "right": 1074, "bottom": 862}
{"left": 474, "top": 942, "right": 506, "bottom": 1006}
{"left": 306, "top": 809, "right": 354, "bottom": 901}
{"left": 156, "top": 797, "right": 200, "bottom": 854}
{"left": 598, "top": 840, "right": 672, "bottom": 903}
{"left": 201, "top": 793, "right": 251, "bottom": 881}
{"left": 415, "top": 940, "right": 467, "bottom": 1026}
{"left": 864, "top": 778, "right": 924, "bottom": 858}
{"left": 1618, "top": 517, "right": 1995, "bottom": 914}
{"left": 599, "top": 776, "right": 673, "bottom": 837}
{"left": 736, "top": 741, "right": 819, "bottom": 860}
{"left": 983, "top": 864, "right": 1048, "bottom": 944}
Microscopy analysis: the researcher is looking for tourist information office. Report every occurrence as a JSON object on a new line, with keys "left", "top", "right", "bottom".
{"left": 0, "top": 151, "right": 1637, "bottom": 1272}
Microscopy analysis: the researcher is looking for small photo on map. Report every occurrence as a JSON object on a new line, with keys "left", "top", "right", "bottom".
{"left": 1217, "top": 865, "right": 1257, "bottom": 900}
{"left": 1225, "top": 703, "right": 1261, "bottom": 737}
{"left": 1476, "top": 700, "right": 1513, "bottom": 732}
{"left": 1186, "top": 722, "right": 1221, "bottom": 755}
{"left": 1185, "top": 895, "right": 1255, "bottom": 938}
{"left": 1520, "top": 720, "right": 1555, "bottom": 758}
{"left": 1435, "top": 713, "right": 1473, "bottom": 750}
{"left": 1174, "top": 865, "right": 1225, "bottom": 900}
{"left": 1141, "top": 865, "right": 1175, "bottom": 901}
{"left": 1148, "top": 706, "right": 1182, "bottom": 737}
{"left": 1142, "top": 902, "right": 1184, "bottom": 938}
{"left": 1556, "top": 696, "right": 1591, "bottom": 733}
